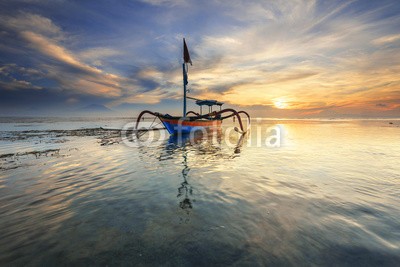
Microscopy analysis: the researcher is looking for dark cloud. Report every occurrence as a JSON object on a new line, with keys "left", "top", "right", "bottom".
{"left": 137, "top": 79, "right": 160, "bottom": 92}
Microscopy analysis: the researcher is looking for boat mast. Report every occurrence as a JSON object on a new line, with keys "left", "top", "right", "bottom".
{"left": 182, "top": 38, "right": 192, "bottom": 117}
{"left": 183, "top": 62, "right": 187, "bottom": 117}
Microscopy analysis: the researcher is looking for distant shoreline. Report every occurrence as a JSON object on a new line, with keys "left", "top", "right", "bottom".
{"left": 1, "top": 116, "right": 399, "bottom": 123}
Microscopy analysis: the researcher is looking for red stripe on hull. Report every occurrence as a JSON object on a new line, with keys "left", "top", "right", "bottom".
{"left": 160, "top": 118, "right": 221, "bottom": 127}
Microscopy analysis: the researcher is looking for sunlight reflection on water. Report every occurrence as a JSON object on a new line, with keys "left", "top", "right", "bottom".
{"left": 0, "top": 119, "right": 399, "bottom": 265}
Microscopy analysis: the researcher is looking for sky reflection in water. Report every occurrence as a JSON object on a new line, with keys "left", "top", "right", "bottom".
{"left": 0, "top": 119, "right": 399, "bottom": 265}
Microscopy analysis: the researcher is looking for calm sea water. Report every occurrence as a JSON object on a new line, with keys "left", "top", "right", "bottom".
{"left": 0, "top": 117, "right": 399, "bottom": 266}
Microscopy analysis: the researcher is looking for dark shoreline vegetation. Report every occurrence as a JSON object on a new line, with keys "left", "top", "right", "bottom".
{"left": 0, "top": 128, "right": 122, "bottom": 141}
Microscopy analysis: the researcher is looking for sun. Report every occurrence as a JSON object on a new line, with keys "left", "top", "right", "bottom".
{"left": 273, "top": 100, "right": 288, "bottom": 109}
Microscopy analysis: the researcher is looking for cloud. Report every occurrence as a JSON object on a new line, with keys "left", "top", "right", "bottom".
{"left": 78, "top": 47, "right": 123, "bottom": 66}
{"left": 0, "top": 63, "right": 44, "bottom": 78}
{"left": 21, "top": 31, "right": 102, "bottom": 74}
{"left": 0, "top": 12, "right": 130, "bottom": 98}
{"left": 0, "top": 79, "right": 42, "bottom": 91}
{"left": 106, "top": 66, "right": 181, "bottom": 106}
{"left": 0, "top": 64, "right": 43, "bottom": 90}
{"left": 18, "top": 31, "right": 124, "bottom": 97}
{"left": 376, "top": 103, "right": 387, "bottom": 107}
{"left": 0, "top": 12, "right": 63, "bottom": 39}
{"left": 372, "top": 34, "right": 400, "bottom": 45}
{"left": 138, "top": 0, "right": 187, "bottom": 7}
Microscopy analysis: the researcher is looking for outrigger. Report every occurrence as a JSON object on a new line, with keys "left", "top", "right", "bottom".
{"left": 135, "top": 38, "right": 250, "bottom": 135}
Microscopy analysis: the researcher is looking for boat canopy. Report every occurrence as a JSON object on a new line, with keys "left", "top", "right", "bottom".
{"left": 195, "top": 100, "right": 224, "bottom": 107}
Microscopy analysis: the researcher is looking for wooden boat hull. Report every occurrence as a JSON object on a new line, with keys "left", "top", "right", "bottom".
{"left": 160, "top": 117, "right": 222, "bottom": 135}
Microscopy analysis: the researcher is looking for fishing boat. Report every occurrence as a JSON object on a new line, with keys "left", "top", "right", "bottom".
{"left": 135, "top": 38, "right": 250, "bottom": 135}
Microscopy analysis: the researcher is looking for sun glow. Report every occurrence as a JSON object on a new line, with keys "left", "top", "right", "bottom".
{"left": 273, "top": 100, "right": 288, "bottom": 109}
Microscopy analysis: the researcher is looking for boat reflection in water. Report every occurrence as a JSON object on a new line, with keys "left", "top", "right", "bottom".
{"left": 177, "top": 144, "right": 192, "bottom": 214}
{"left": 154, "top": 130, "right": 247, "bottom": 219}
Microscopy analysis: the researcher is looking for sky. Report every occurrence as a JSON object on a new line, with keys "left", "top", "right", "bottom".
{"left": 0, "top": 0, "right": 399, "bottom": 118}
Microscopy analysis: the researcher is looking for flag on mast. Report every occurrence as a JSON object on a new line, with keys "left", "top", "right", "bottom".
{"left": 183, "top": 38, "right": 192, "bottom": 65}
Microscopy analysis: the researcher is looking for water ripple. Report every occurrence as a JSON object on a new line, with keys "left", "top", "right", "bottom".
{"left": 1, "top": 120, "right": 400, "bottom": 265}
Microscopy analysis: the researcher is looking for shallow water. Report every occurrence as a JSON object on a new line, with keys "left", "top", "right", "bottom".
{"left": 0, "top": 118, "right": 399, "bottom": 266}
